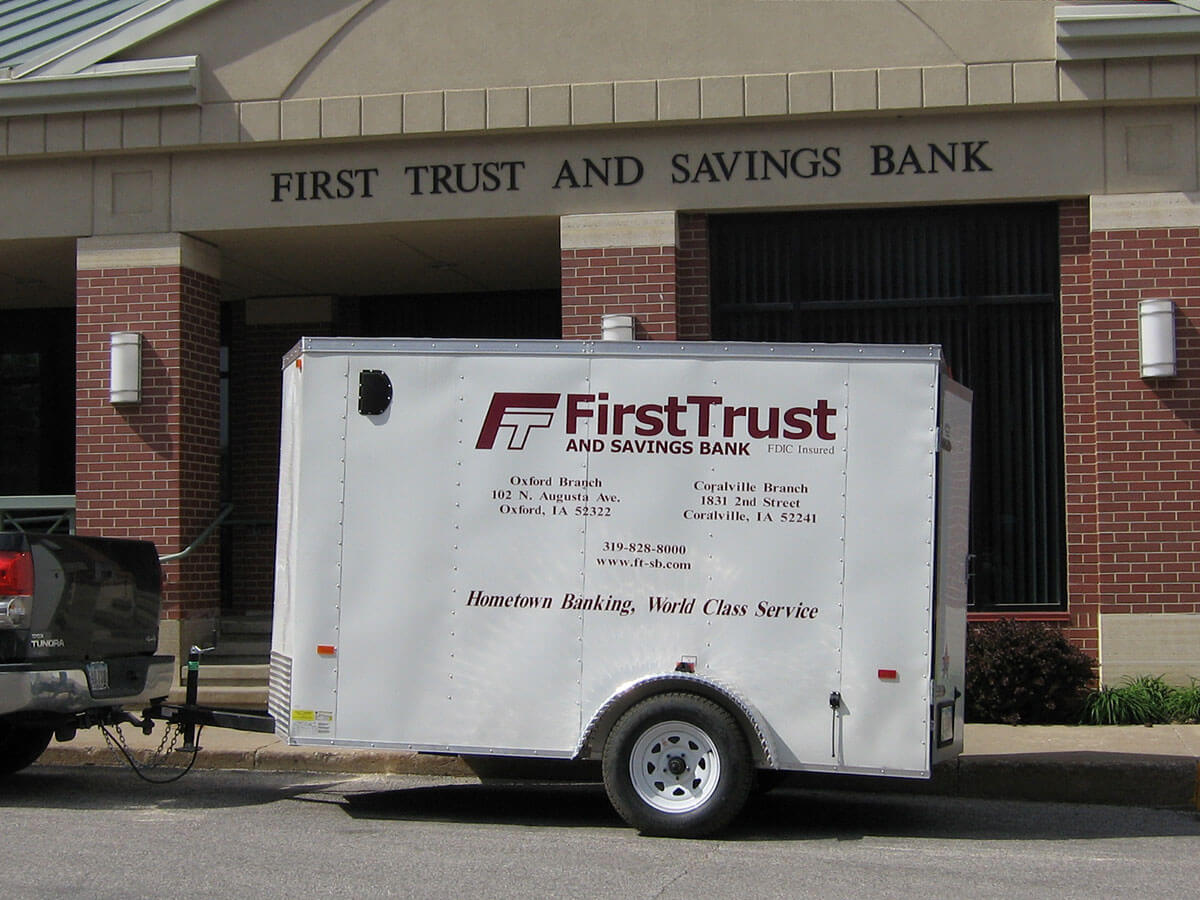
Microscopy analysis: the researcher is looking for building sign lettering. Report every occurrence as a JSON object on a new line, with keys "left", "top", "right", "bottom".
{"left": 672, "top": 147, "right": 842, "bottom": 183}
{"left": 870, "top": 140, "right": 992, "bottom": 176}
{"left": 403, "top": 160, "right": 526, "bottom": 195}
{"left": 271, "top": 167, "right": 379, "bottom": 202}
{"left": 267, "top": 139, "right": 992, "bottom": 202}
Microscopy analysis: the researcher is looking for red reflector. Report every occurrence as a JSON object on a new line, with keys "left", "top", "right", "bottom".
{"left": 0, "top": 551, "right": 33, "bottom": 596}
{"left": 316, "top": 644, "right": 336, "bottom": 657}
{"left": 878, "top": 669, "right": 899, "bottom": 681}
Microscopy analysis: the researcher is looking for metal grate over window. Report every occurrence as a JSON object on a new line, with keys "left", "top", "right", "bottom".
{"left": 710, "top": 204, "right": 1065, "bottom": 611}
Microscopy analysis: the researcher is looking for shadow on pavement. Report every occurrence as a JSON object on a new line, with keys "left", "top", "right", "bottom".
{"left": 343, "top": 782, "right": 625, "bottom": 829}
{"left": 1, "top": 766, "right": 343, "bottom": 811}
{"left": 340, "top": 781, "right": 1200, "bottom": 841}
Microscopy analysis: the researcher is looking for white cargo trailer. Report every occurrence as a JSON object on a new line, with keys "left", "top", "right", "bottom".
{"left": 270, "top": 338, "right": 971, "bottom": 835}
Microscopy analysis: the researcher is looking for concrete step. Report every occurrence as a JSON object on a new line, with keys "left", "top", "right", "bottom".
{"left": 209, "top": 614, "right": 272, "bottom": 666}
{"left": 167, "top": 683, "right": 268, "bottom": 710}
{"left": 182, "top": 662, "right": 269, "bottom": 686}
{"left": 170, "top": 662, "right": 269, "bottom": 709}
{"left": 219, "top": 614, "right": 273, "bottom": 637}
{"left": 208, "top": 638, "right": 270, "bottom": 663}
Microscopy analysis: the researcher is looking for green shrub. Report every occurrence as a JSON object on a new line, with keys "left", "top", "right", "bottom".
{"left": 965, "top": 619, "right": 1095, "bottom": 724}
{"left": 1083, "top": 676, "right": 1200, "bottom": 725}
{"left": 1166, "top": 679, "right": 1200, "bottom": 724}
{"left": 1080, "top": 685, "right": 1133, "bottom": 725}
{"left": 1080, "top": 676, "right": 1167, "bottom": 725}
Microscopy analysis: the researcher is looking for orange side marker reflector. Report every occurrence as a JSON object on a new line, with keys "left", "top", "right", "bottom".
{"left": 316, "top": 644, "right": 337, "bottom": 657}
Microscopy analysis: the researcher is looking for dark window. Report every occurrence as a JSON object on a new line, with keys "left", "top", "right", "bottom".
{"left": 350, "top": 290, "right": 560, "bottom": 339}
{"left": 0, "top": 308, "right": 74, "bottom": 495}
{"left": 710, "top": 204, "right": 1065, "bottom": 611}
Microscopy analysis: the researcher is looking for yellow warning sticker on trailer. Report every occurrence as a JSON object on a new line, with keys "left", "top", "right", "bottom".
{"left": 290, "top": 709, "right": 334, "bottom": 736}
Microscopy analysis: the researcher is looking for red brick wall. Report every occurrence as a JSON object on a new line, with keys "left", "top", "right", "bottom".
{"left": 75, "top": 264, "right": 221, "bottom": 620}
{"left": 559, "top": 212, "right": 715, "bottom": 340}
{"left": 677, "top": 213, "right": 712, "bottom": 340}
{"left": 1061, "top": 201, "right": 1200, "bottom": 655}
{"left": 561, "top": 244, "right": 679, "bottom": 340}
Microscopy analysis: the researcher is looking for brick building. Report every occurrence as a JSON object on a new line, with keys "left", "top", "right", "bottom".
{"left": 1, "top": 0, "right": 1197, "bottom": 691}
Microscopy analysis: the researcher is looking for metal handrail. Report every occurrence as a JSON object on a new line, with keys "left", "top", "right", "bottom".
{"left": 0, "top": 495, "right": 76, "bottom": 533}
{"left": 159, "top": 503, "right": 235, "bottom": 563}
{"left": 0, "top": 497, "right": 239, "bottom": 564}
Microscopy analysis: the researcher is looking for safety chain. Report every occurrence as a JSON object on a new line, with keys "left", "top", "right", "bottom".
{"left": 100, "top": 721, "right": 202, "bottom": 784}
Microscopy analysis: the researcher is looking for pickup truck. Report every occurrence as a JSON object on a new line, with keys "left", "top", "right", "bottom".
{"left": 0, "top": 532, "right": 174, "bottom": 776}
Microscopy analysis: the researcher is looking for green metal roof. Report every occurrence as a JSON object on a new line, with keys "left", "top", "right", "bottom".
{"left": 0, "top": 0, "right": 222, "bottom": 116}
{"left": 0, "top": 0, "right": 147, "bottom": 69}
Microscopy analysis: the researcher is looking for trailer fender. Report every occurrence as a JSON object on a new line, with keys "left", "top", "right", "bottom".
{"left": 577, "top": 674, "right": 777, "bottom": 769}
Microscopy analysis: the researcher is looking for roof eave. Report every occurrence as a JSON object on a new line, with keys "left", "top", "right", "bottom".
{"left": 0, "top": 56, "right": 199, "bottom": 118}
{"left": 1057, "top": 2, "right": 1200, "bottom": 59}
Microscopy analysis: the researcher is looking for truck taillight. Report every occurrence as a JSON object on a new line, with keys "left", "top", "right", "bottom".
{"left": 0, "top": 550, "right": 33, "bottom": 629}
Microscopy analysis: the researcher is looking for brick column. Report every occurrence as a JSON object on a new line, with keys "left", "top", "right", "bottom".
{"left": 560, "top": 211, "right": 682, "bottom": 340}
{"left": 1064, "top": 195, "right": 1200, "bottom": 674}
{"left": 1089, "top": 226, "right": 1200, "bottom": 598}
{"left": 677, "top": 213, "right": 712, "bottom": 341}
{"left": 76, "top": 233, "right": 222, "bottom": 659}
{"left": 1059, "top": 200, "right": 1102, "bottom": 657}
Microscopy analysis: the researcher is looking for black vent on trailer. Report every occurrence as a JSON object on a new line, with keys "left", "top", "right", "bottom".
{"left": 710, "top": 204, "right": 1065, "bottom": 612}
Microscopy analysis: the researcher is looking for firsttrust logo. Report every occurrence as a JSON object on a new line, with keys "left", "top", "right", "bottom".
{"left": 476, "top": 392, "right": 838, "bottom": 451}
{"left": 475, "top": 393, "right": 561, "bottom": 449}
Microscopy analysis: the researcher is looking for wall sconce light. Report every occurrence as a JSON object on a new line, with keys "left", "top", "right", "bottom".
{"left": 1138, "top": 298, "right": 1177, "bottom": 379}
{"left": 601, "top": 314, "right": 635, "bottom": 341}
{"left": 110, "top": 332, "right": 142, "bottom": 404}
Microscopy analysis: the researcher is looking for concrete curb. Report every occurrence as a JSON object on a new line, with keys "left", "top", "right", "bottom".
{"left": 779, "top": 754, "right": 1200, "bottom": 809}
{"left": 37, "top": 742, "right": 473, "bottom": 777}
{"left": 36, "top": 739, "right": 1200, "bottom": 810}
{"left": 958, "top": 753, "right": 1199, "bottom": 808}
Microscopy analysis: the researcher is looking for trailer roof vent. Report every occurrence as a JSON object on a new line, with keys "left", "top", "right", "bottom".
{"left": 358, "top": 369, "right": 392, "bottom": 416}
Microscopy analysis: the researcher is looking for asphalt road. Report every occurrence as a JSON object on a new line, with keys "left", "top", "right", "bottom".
{"left": 3, "top": 766, "right": 1198, "bottom": 899}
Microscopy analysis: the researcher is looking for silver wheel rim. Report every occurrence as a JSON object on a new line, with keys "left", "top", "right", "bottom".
{"left": 628, "top": 719, "right": 722, "bottom": 814}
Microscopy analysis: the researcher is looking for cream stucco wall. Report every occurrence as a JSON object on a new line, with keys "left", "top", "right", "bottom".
{"left": 118, "top": 0, "right": 1055, "bottom": 103}
{"left": 2, "top": 2, "right": 1196, "bottom": 161}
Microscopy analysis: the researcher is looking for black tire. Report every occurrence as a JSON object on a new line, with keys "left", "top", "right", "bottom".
{"left": 602, "top": 693, "right": 753, "bottom": 837}
{"left": 0, "top": 721, "right": 53, "bottom": 777}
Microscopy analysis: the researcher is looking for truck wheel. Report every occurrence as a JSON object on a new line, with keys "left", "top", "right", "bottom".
{"left": 602, "top": 693, "right": 753, "bottom": 837}
{"left": 0, "top": 721, "right": 53, "bottom": 777}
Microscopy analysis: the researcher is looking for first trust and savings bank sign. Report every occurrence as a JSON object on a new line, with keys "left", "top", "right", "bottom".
{"left": 167, "top": 113, "right": 1099, "bottom": 228}
{"left": 268, "top": 140, "right": 994, "bottom": 203}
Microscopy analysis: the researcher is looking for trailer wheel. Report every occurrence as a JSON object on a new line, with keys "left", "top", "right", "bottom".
{"left": 0, "top": 721, "right": 53, "bottom": 777}
{"left": 602, "top": 693, "right": 752, "bottom": 837}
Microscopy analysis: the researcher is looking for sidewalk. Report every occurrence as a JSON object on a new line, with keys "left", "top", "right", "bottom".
{"left": 36, "top": 722, "right": 1200, "bottom": 810}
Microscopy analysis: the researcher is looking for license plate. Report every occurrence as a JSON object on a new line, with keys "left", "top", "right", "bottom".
{"left": 85, "top": 661, "right": 109, "bottom": 693}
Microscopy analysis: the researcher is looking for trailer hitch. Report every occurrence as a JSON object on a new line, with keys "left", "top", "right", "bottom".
{"left": 142, "top": 647, "right": 276, "bottom": 742}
